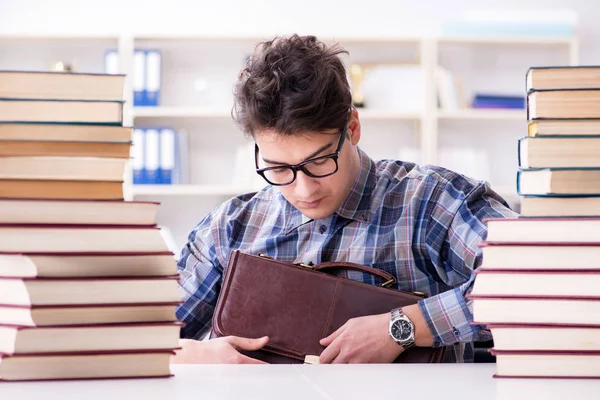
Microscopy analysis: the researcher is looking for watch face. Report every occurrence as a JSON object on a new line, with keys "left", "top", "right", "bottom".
{"left": 391, "top": 319, "right": 413, "bottom": 341}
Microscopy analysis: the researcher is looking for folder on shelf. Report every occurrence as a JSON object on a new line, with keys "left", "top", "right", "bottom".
{"left": 132, "top": 128, "right": 145, "bottom": 184}
{"left": 104, "top": 50, "right": 119, "bottom": 75}
{"left": 133, "top": 50, "right": 146, "bottom": 106}
{"left": 159, "top": 128, "right": 175, "bottom": 185}
{"left": 145, "top": 50, "right": 161, "bottom": 107}
{"left": 174, "top": 129, "right": 189, "bottom": 185}
{"left": 144, "top": 128, "right": 160, "bottom": 184}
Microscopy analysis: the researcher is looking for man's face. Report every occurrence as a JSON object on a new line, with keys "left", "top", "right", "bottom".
{"left": 254, "top": 122, "right": 360, "bottom": 220}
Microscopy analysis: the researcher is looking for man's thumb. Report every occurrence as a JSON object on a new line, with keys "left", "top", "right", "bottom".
{"left": 229, "top": 336, "right": 269, "bottom": 351}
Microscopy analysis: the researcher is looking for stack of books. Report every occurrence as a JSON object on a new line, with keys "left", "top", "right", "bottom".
{"left": 0, "top": 71, "right": 181, "bottom": 381}
{"left": 471, "top": 66, "right": 600, "bottom": 379}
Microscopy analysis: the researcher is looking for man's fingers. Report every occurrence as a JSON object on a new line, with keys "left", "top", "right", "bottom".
{"left": 238, "top": 354, "right": 268, "bottom": 364}
{"left": 319, "top": 341, "right": 341, "bottom": 364}
{"left": 320, "top": 326, "right": 345, "bottom": 347}
{"left": 227, "top": 335, "right": 270, "bottom": 351}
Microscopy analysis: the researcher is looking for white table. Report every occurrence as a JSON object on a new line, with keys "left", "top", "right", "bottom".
{"left": 1, "top": 364, "right": 599, "bottom": 400}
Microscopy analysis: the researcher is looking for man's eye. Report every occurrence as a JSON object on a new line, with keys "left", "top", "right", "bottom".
{"left": 311, "top": 159, "right": 329, "bottom": 166}
{"left": 271, "top": 168, "right": 289, "bottom": 175}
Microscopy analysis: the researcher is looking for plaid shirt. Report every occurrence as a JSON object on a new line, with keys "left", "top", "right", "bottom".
{"left": 176, "top": 149, "right": 517, "bottom": 362}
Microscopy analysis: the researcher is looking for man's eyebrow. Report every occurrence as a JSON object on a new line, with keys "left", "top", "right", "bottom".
{"left": 262, "top": 140, "right": 336, "bottom": 165}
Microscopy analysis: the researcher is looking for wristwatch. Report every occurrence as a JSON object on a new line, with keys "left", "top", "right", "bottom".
{"left": 389, "top": 308, "right": 416, "bottom": 349}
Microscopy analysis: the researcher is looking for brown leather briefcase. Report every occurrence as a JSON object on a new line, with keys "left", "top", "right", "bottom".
{"left": 211, "top": 250, "right": 447, "bottom": 363}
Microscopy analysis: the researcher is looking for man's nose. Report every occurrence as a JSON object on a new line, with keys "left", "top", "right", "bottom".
{"left": 293, "top": 170, "right": 319, "bottom": 198}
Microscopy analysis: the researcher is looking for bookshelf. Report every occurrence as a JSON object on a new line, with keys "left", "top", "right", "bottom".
{"left": 1, "top": 33, "right": 579, "bottom": 247}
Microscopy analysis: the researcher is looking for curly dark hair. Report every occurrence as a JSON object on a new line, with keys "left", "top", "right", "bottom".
{"left": 233, "top": 34, "right": 352, "bottom": 137}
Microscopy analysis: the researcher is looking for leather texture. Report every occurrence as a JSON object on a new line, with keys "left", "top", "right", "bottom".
{"left": 212, "top": 250, "right": 447, "bottom": 364}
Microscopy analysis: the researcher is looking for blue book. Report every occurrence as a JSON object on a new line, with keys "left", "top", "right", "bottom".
{"left": 159, "top": 127, "right": 175, "bottom": 184}
{"left": 145, "top": 50, "right": 161, "bottom": 107}
{"left": 133, "top": 50, "right": 146, "bottom": 106}
{"left": 144, "top": 128, "right": 160, "bottom": 184}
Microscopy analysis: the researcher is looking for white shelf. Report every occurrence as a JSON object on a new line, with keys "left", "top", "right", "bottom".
{"left": 437, "top": 36, "right": 576, "bottom": 45}
{"left": 359, "top": 109, "right": 421, "bottom": 120}
{"left": 131, "top": 184, "right": 254, "bottom": 197}
{"left": 437, "top": 109, "right": 526, "bottom": 121}
{"left": 132, "top": 106, "right": 421, "bottom": 121}
{"left": 132, "top": 106, "right": 231, "bottom": 119}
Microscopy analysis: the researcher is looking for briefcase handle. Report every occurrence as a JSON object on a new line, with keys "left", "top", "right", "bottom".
{"left": 313, "top": 261, "right": 397, "bottom": 288}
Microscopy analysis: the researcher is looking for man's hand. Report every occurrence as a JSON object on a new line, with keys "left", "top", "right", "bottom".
{"left": 319, "top": 313, "right": 402, "bottom": 364}
{"left": 171, "top": 336, "right": 269, "bottom": 364}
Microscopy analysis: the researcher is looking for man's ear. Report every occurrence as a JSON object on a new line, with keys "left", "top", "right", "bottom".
{"left": 348, "top": 107, "right": 361, "bottom": 146}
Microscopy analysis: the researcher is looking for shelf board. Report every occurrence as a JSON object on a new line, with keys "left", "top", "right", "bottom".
{"left": 437, "top": 109, "right": 526, "bottom": 121}
{"left": 132, "top": 106, "right": 420, "bottom": 121}
{"left": 437, "top": 36, "right": 575, "bottom": 45}
{"left": 131, "top": 184, "right": 254, "bottom": 197}
{"left": 132, "top": 107, "right": 231, "bottom": 119}
{"left": 359, "top": 109, "right": 421, "bottom": 120}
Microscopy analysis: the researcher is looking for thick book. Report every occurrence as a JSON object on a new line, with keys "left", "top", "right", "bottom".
{"left": 0, "top": 349, "right": 174, "bottom": 381}
{"left": 485, "top": 217, "right": 600, "bottom": 243}
{"left": 0, "top": 140, "right": 131, "bottom": 158}
{"left": 0, "top": 156, "right": 127, "bottom": 182}
{"left": 470, "top": 295, "right": 600, "bottom": 325}
{"left": 479, "top": 242, "right": 600, "bottom": 270}
{"left": 0, "top": 276, "right": 180, "bottom": 306}
{"left": 518, "top": 136, "right": 600, "bottom": 168}
{"left": 520, "top": 196, "right": 600, "bottom": 217}
{"left": 0, "top": 303, "right": 179, "bottom": 327}
{"left": 528, "top": 120, "right": 600, "bottom": 137}
{"left": 517, "top": 168, "right": 600, "bottom": 196}
{"left": 491, "top": 350, "right": 600, "bottom": 379}
{"left": 488, "top": 324, "right": 600, "bottom": 351}
{"left": 527, "top": 66, "right": 600, "bottom": 92}
{"left": 0, "top": 71, "right": 125, "bottom": 101}
{"left": 0, "top": 225, "right": 169, "bottom": 253}
{"left": 0, "top": 252, "right": 176, "bottom": 278}
{"left": 0, "top": 199, "right": 158, "bottom": 225}
{"left": 0, "top": 99, "right": 123, "bottom": 125}
{"left": 0, "top": 123, "right": 132, "bottom": 142}
{"left": 528, "top": 89, "right": 600, "bottom": 120}
{"left": 0, "top": 322, "right": 181, "bottom": 354}
{"left": 472, "top": 269, "right": 600, "bottom": 297}
{"left": 0, "top": 179, "right": 123, "bottom": 200}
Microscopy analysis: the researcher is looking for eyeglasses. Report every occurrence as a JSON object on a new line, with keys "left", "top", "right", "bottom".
{"left": 255, "top": 127, "right": 347, "bottom": 186}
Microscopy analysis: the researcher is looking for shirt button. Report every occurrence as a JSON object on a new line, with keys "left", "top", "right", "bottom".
{"left": 319, "top": 225, "right": 327, "bottom": 234}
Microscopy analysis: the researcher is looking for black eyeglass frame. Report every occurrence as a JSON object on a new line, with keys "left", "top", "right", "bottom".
{"left": 254, "top": 126, "right": 348, "bottom": 186}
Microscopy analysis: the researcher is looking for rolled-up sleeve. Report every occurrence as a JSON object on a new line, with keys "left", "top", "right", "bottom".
{"left": 420, "top": 183, "right": 518, "bottom": 347}
{"left": 176, "top": 212, "right": 225, "bottom": 340}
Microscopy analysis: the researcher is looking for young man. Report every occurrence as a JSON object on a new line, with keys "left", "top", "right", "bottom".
{"left": 173, "top": 34, "right": 517, "bottom": 364}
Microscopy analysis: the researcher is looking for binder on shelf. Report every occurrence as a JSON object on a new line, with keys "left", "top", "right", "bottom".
{"left": 104, "top": 50, "right": 119, "bottom": 75}
{"left": 174, "top": 129, "right": 190, "bottom": 185}
{"left": 133, "top": 50, "right": 146, "bottom": 106}
{"left": 144, "top": 128, "right": 160, "bottom": 184}
{"left": 145, "top": 50, "right": 161, "bottom": 107}
{"left": 159, "top": 128, "right": 175, "bottom": 185}
{"left": 132, "top": 128, "right": 145, "bottom": 184}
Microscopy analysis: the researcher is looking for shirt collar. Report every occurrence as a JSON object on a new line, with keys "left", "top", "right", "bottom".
{"left": 335, "top": 148, "right": 376, "bottom": 223}
{"left": 283, "top": 149, "right": 375, "bottom": 233}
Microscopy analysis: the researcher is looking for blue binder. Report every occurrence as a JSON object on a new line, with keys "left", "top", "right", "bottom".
{"left": 144, "top": 128, "right": 160, "bottom": 184}
{"left": 159, "top": 127, "right": 175, "bottom": 184}
{"left": 133, "top": 50, "right": 146, "bottom": 106}
{"left": 132, "top": 128, "right": 145, "bottom": 184}
{"left": 104, "top": 50, "right": 119, "bottom": 74}
{"left": 145, "top": 50, "right": 161, "bottom": 106}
